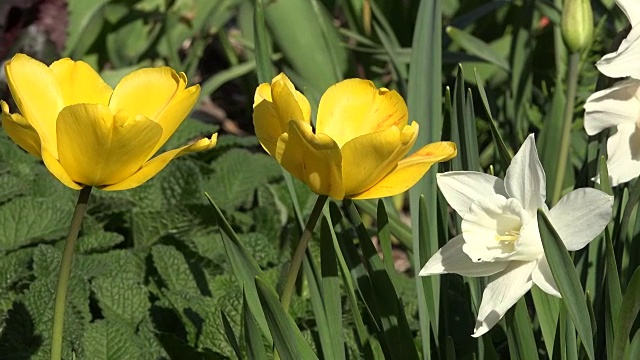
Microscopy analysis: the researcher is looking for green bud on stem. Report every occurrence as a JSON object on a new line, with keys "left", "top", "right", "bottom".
{"left": 561, "top": 0, "right": 594, "bottom": 53}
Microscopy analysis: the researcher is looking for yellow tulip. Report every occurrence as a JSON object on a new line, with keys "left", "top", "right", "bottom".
{"left": 1, "top": 54, "right": 217, "bottom": 190}
{"left": 253, "top": 73, "right": 457, "bottom": 200}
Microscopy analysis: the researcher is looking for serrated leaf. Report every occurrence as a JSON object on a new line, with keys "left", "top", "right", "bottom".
{"left": 92, "top": 275, "right": 150, "bottom": 328}
{"left": 83, "top": 319, "right": 143, "bottom": 360}
{"left": 151, "top": 244, "right": 200, "bottom": 294}
{"left": 239, "top": 232, "right": 281, "bottom": 268}
{"left": 0, "top": 174, "right": 27, "bottom": 202}
{"left": 77, "top": 249, "right": 146, "bottom": 282}
{"left": 0, "top": 197, "right": 73, "bottom": 251}
{"left": 204, "top": 149, "right": 281, "bottom": 210}
{"left": 159, "top": 160, "right": 205, "bottom": 206}
{"left": 131, "top": 209, "right": 195, "bottom": 248}
{"left": 76, "top": 231, "right": 124, "bottom": 254}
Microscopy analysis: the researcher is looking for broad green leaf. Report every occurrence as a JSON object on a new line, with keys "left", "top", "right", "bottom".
{"left": 76, "top": 231, "right": 124, "bottom": 254}
{"left": 0, "top": 197, "right": 73, "bottom": 251}
{"left": 83, "top": 319, "right": 143, "bottom": 360}
{"left": 92, "top": 275, "right": 150, "bottom": 328}
{"left": 151, "top": 244, "right": 200, "bottom": 294}
{"left": 204, "top": 149, "right": 281, "bottom": 211}
{"left": 537, "top": 210, "right": 594, "bottom": 360}
{"left": 255, "top": 277, "right": 318, "bottom": 360}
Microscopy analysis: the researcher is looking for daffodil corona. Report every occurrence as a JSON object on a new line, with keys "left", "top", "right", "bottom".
{"left": 252, "top": 73, "right": 457, "bottom": 200}
{"left": 1, "top": 54, "right": 217, "bottom": 190}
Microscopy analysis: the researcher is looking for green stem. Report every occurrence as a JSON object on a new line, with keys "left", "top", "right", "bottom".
{"left": 280, "top": 195, "right": 328, "bottom": 311}
{"left": 50, "top": 186, "right": 92, "bottom": 360}
{"left": 552, "top": 52, "right": 580, "bottom": 205}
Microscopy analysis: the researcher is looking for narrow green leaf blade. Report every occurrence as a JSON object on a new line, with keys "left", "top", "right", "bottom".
{"left": 255, "top": 277, "right": 319, "bottom": 360}
{"left": 537, "top": 210, "right": 595, "bottom": 360}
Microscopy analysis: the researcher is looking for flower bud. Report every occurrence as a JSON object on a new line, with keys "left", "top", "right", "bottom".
{"left": 561, "top": 0, "right": 594, "bottom": 53}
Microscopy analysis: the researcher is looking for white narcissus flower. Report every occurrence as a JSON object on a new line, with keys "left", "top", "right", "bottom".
{"left": 584, "top": 79, "right": 640, "bottom": 185}
{"left": 419, "top": 134, "right": 613, "bottom": 337}
{"left": 596, "top": 0, "right": 640, "bottom": 78}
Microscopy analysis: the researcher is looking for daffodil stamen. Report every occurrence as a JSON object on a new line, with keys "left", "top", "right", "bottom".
{"left": 495, "top": 229, "right": 520, "bottom": 242}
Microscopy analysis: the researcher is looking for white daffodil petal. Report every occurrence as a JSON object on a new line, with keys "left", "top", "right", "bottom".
{"left": 617, "top": 0, "right": 640, "bottom": 27}
{"left": 504, "top": 134, "right": 546, "bottom": 214}
{"left": 583, "top": 79, "right": 640, "bottom": 135}
{"left": 606, "top": 123, "right": 640, "bottom": 185}
{"left": 419, "top": 235, "right": 509, "bottom": 277}
{"left": 473, "top": 261, "right": 536, "bottom": 337}
{"left": 532, "top": 257, "right": 561, "bottom": 297}
{"left": 597, "top": 26, "right": 640, "bottom": 79}
{"left": 548, "top": 188, "right": 613, "bottom": 251}
{"left": 436, "top": 172, "right": 506, "bottom": 217}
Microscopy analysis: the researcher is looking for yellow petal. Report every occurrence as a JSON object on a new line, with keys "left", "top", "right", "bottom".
{"left": 49, "top": 58, "right": 113, "bottom": 106}
{"left": 1, "top": 101, "right": 41, "bottom": 157}
{"left": 41, "top": 147, "right": 83, "bottom": 190}
{"left": 149, "top": 83, "right": 200, "bottom": 156}
{"left": 275, "top": 121, "right": 344, "bottom": 199}
{"left": 350, "top": 141, "right": 457, "bottom": 199}
{"left": 254, "top": 83, "right": 273, "bottom": 104}
{"left": 103, "top": 134, "right": 217, "bottom": 191}
{"left": 341, "top": 122, "right": 417, "bottom": 196}
{"left": 315, "top": 79, "right": 408, "bottom": 147}
{"left": 253, "top": 74, "right": 311, "bottom": 156}
{"left": 109, "top": 67, "right": 183, "bottom": 121}
{"left": 271, "top": 73, "right": 311, "bottom": 124}
{"left": 56, "top": 104, "right": 162, "bottom": 187}
{"left": 4, "top": 53, "right": 64, "bottom": 156}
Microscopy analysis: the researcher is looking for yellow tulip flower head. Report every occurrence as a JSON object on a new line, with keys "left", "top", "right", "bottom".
{"left": 1, "top": 54, "right": 217, "bottom": 190}
{"left": 253, "top": 73, "right": 457, "bottom": 200}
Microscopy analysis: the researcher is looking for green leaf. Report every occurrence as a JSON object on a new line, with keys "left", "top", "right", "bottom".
{"left": 76, "top": 231, "right": 124, "bottom": 254}
{"left": 319, "top": 216, "right": 345, "bottom": 360}
{"left": 613, "top": 266, "right": 640, "bottom": 359}
{"left": 83, "top": 319, "right": 143, "bottom": 360}
{"left": 65, "top": 0, "right": 110, "bottom": 56}
{"left": 151, "top": 244, "right": 200, "bottom": 294}
{"left": 474, "top": 69, "right": 512, "bottom": 164}
{"left": 446, "top": 27, "right": 510, "bottom": 71}
{"left": 221, "top": 310, "right": 243, "bottom": 359}
{"left": 264, "top": 0, "right": 347, "bottom": 102}
{"left": 537, "top": 210, "right": 594, "bottom": 360}
{"left": 530, "top": 287, "right": 559, "bottom": 358}
{"left": 505, "top": 299, "right": 539, "bottom": 360}
{"left": 92, "top": 275, "right": 150, "bottom": 328}
{"left": 254, "top": 0, "right": 274, "bottom": 83}
{"left": 206, "top": 194, "right": 272, "bottom": 342}
{"left": 0, "top": 197, "right": 73, "bottom": 251}
{"left": 204, "top": 149, "right": 281, "bottom": 211}
{"left": 255, "top": 277, "right": 318, "bottom": 360}
{"left": 243, "top": 290, "right": 269, "bottom": 360}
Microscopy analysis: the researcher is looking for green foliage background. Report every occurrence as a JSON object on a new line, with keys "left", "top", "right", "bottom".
{"left": 1, "top": 0, "right": 639, "bottom": 359}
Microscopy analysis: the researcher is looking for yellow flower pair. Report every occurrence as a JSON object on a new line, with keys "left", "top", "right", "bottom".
{"left": 2, "top": 54, "right": 455, "bottom": 198}
{"left": 253, "top": 74, "right": 457, "bottom": 200}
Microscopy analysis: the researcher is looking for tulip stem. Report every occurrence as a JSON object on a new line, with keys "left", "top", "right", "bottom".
{"left": 280, "top": 195, "right": 328, "bottom": 311}
{"left": 552, "top": 51, "right": 580, "bottom": 205}
{"left": 50, "top": 186, "right": 92, "bottom": 360}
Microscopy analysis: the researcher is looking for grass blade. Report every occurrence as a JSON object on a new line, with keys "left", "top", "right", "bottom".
{"left": 243, "top": 292, "right": 269, "bottom": 360}
{"left": 613, "top": 267, "right": 640, "bottom": 359}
